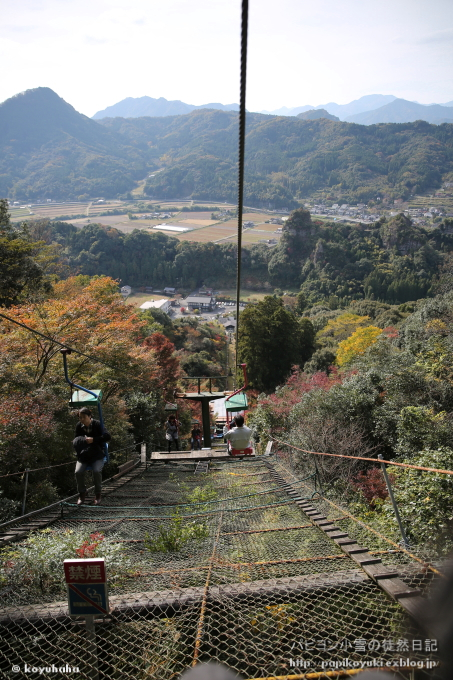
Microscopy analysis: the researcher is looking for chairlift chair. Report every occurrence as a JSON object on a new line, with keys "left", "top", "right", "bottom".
{"left": 60, "top": 349, "right": 109, "bottom": 465}
{"left": 225, "top": 364, "right": 253, "bottom": 457}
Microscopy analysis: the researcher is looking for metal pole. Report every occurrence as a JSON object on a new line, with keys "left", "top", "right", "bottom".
{"left": 21, "top": 468, "right": 29, "bottom": 515}
{"left": 378, "top": 455, "right": 410, "bottom": 549}
{"left": 141, "top": 443, "right": 146, "bottom": 464}
{"left": 201, "top": 399, "right": 212, "bottom": 449}
{"left": 84, "top": 615, "right": 99, "bottom": 680}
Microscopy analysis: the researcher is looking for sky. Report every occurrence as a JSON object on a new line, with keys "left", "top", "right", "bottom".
{"left": 1, "top": 0, "right": 453, "bottom": 117}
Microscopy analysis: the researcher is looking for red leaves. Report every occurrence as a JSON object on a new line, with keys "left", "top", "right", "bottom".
{"left": 260, "top": 367, "right": 342, "bottom": 414}
{"left": 75, "top": 532, "right": 104, "bottom": 558}
{"left": 382, "top": 326, "right": 399, "bottom": 339}
{"left": 256, "top": 367, "right": 344, "bottom": 432}
{"left": 142, "top": 332, "right": 180, "bottom": 394}
{"left": 352, "top": 468, "right": 394, "bottom": 506}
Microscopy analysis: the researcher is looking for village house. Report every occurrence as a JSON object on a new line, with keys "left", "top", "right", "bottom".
{"left": 140, "top": 299, "right": 172, "bottom": 313}
{"left": 184, "top": 295, "right": 216, "bottom": 311}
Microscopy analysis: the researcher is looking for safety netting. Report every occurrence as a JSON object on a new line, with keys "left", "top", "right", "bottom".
{"left": 0, "top": 452, "right": 443, "bottom": 679}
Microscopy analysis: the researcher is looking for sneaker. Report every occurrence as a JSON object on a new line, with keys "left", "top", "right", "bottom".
{"left": 77, "top": 492, "right": 86, "bottom": 506}
{"left": 93, "top": 493, "right": 101, "bottom": 506}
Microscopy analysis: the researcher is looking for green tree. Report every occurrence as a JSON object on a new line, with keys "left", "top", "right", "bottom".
{"left": 0, "top": 199, "right": 51, "bottom": 307}
{"left": 237, "top": 296, "right": 314, "bottom": 391}
{"left": 299, "top": 317, "right": 316, "bottom": 364}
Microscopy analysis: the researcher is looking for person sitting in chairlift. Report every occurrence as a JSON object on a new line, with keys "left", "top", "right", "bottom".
{"left": 224, "top": 414, "right": 251, "bottom": 451}
{"left": 165, "top": 414, "right": 180, "bottom": 452}
{"left": 73, "top": 407, "right": 111, "bottom": 506}
{"left": 191, "top": 425, "right": 202, "bottom": 450}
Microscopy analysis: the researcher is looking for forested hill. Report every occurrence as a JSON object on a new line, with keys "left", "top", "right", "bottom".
{"left": 101, "top": 111, "right": 453, "bottom": 205}
{"left": 0, "top": 88, "right": 148, "bottom": 200}
{"left": 32, "top": 208, "right": 453, "bottom": 306}
{"left": 1, "top": 87, "right": 453, "bottom": 206}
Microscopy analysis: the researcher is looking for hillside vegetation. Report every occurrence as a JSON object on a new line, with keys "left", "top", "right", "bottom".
{"left": 248, "top": 288, "right": 453, "bottom": 556}
{"left": 1, "top": 88, "right": 453, "bottom": 207}
{"left": 0, "top": 88, "right": 148, "bottom": 200}
{"left": 103, "top": 111, "right": 453, "bottom": 206}
{"left": 28, "top": 207, "right": 453, "bottom": 307}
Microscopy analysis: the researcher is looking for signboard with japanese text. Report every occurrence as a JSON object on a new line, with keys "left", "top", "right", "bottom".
{"left": 64, "top": 559, "right": 106, "bottom": 584}
{"left": 64, "top": 558, "right": 109, "bottom": 617}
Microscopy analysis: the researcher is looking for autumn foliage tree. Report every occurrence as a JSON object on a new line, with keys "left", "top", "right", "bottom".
{"left": 0, "top": 275, "right": 176, "bottom": 514}
{"left": 142, "top": 332, "right": 180, "bottom": 399}
{"left": 336, "top": 326, "right": 382, "bottom": 366}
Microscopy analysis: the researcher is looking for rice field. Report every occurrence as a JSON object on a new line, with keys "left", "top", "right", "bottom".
{"left": 8, "top": 201, "right": 283, "bottom": 248}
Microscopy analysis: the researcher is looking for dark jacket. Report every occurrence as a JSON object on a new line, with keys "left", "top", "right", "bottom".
{"left": 73, "top": 419, "right": 111, "bottom": 464}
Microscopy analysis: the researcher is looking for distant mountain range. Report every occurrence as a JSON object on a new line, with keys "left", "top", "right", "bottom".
{"left": 261, "top": 94, "right": 399, "bottom": 119}
{"left": 261, "top": 95, "right": 453, "bottom": 124}
{"left": 92, "top": 93, "right": 453, "bottom": 126}
{"left": 2, "top": 87, "right": 453, "bottom": 207}
{"left": 345, "top": 98, "right": 453, "bottom": 125}
{"left": 92, "top": 96, "right": 239, "bottom": 119}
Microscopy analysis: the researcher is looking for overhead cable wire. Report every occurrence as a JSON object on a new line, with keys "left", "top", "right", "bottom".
{"left": 0, "top": 311, "right": 151, "bottom": 385}
{"left": 0, "top": 441, "right": 143, "bottom": 478}
{"left": 234, "top": 0, "right": 249, "bottom": 371}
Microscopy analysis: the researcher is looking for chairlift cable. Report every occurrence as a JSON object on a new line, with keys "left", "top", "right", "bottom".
{"left": 234, "top": 0, "right": 249, "bottom": 375}
{"left": 0, "top": 311, "right": 148, "bottom": 385}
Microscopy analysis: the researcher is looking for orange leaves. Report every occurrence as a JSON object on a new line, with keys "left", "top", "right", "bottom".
{"left": 0, "top": 276, "right": 148, "bottom": 388}
{"left": 75, "top": 532, "right": 105, "bottom": 558}
{"left": 142, "top": 332, "right": 180, "bottom": 396}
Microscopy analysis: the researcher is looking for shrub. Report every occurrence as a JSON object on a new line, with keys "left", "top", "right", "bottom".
{"left": 352, "top": 468, "right": 392, "bottom": 507}
{"left": 0, "top": 529, "right": 128, "bottom": 597}
{"left": 144, "top": 511, "right": 209, "bottom": 553}
{"left": 384, "top": 447, "right": 453, "bottom": 554}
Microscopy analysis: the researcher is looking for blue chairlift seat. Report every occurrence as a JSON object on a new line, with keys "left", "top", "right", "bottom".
{"left": 69, "top": 389, "right": 109, "bottom": 466}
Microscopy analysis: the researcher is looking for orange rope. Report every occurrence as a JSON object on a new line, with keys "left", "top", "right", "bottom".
{"left": 272, "top": 436, "right": 453, "bottom": 476}
{"left": 318, "top": 493, "right": 446, "bottom": 579}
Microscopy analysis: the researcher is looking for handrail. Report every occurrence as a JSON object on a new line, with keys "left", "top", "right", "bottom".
{"left": 0, "top": 457, "right": 141, "bottom": 530}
